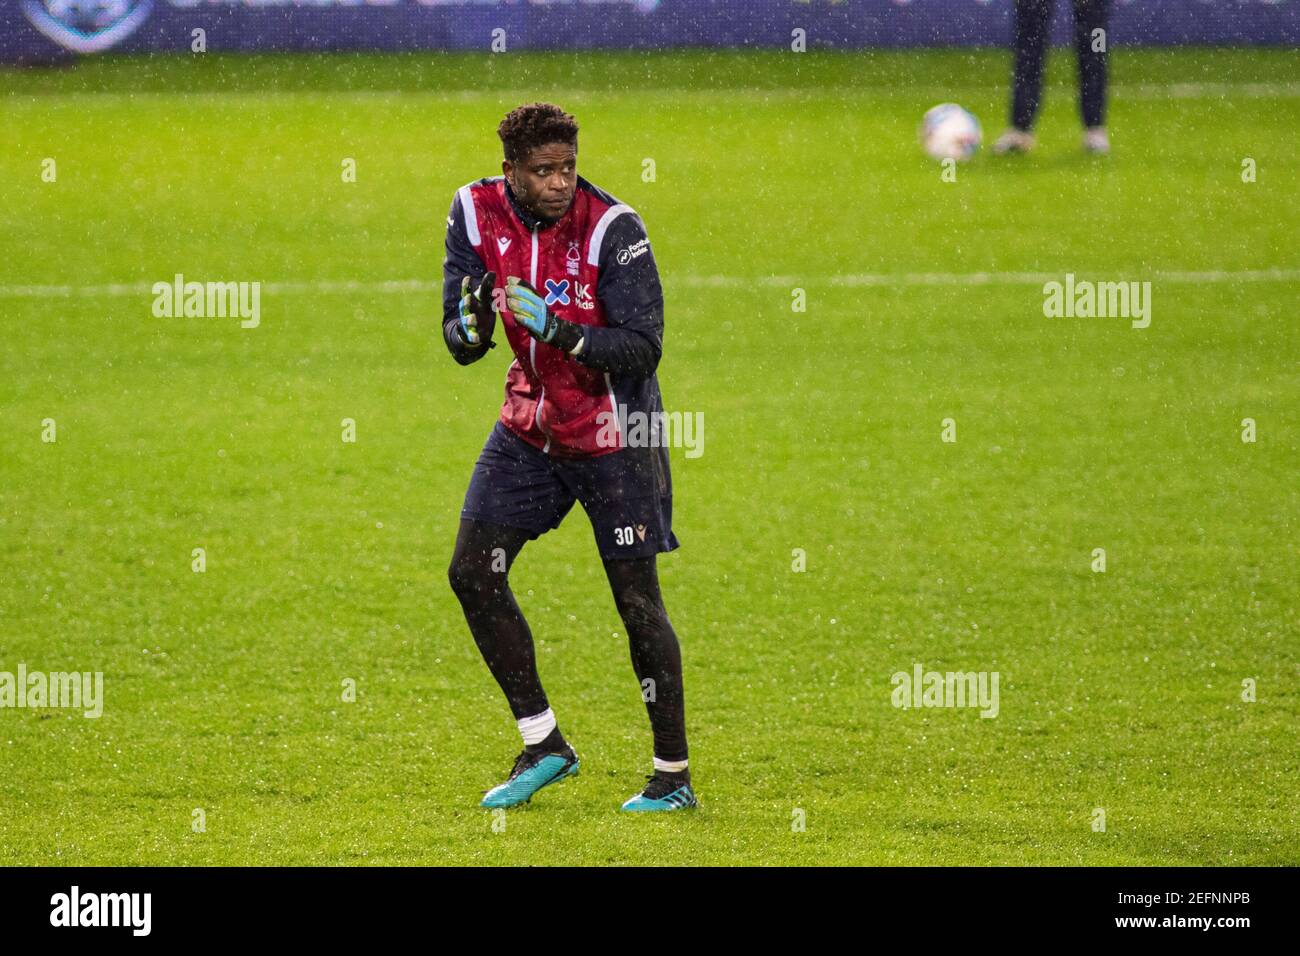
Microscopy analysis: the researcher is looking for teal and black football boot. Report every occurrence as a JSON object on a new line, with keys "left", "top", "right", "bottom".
{"left": 620, "top": 771, "right": 698, "bottom": 812}
{"left": 480, "top": 745, "right": 579, "bottom": 809}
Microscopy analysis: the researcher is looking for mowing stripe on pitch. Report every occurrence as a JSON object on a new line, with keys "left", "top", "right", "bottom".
{"left": 0, "top": 269, "right": 1297, "bottom": 299}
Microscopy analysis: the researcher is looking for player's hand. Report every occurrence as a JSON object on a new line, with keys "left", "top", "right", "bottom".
{"left": 503, "top": 277, "right": 559, "bottom": 343}
{"left": 505, "top": 277, "right": 584, "bottom": 353}
{"left": 458, "top": 271, "right": 497, "bottom": 347}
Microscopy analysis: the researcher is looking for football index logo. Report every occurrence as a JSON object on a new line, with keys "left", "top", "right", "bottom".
{"left": 616, "top": 237, "right": 650, "bottom": 266}
{"left": 23, "top": 0, "right": 154, "bottom": 54}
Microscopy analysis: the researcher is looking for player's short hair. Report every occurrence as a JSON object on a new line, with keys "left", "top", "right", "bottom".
{"left": 498, "top": 102, "right": 579, "bottom": 165}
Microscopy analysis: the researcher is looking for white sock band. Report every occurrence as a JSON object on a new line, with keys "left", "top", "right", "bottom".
{"left": 517, "top": 708, "right": 557, "bottom": 746}
{"left": 653, "top": 757, "right": 688, "bottom": 773}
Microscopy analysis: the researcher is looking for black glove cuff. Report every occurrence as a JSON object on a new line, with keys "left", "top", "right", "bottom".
{"left": 549, "top": 317, "right": 584, "bottom": 354}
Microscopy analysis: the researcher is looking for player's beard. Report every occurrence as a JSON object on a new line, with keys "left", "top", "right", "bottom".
{"left": 535, "top": 195, "right": 572, "bottom": 223}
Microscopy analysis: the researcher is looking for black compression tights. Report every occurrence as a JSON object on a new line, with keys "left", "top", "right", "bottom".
{"left": 447, "top": 518, "right": 688, "bottom": 763}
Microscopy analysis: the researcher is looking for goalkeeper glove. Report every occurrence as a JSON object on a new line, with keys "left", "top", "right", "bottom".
{"left": 505, "top": 277, "right": 584, "bottom": 353}
{"left": 458, "top": 271, "right": 497, "bottom": 348}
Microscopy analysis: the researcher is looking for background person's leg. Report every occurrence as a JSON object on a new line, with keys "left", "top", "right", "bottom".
{"left": 1073, "top": 0, "right": 1111, "bottom": 146}
{"left": 602, "top": 554, "right": 688, "bottom": 767}
{"left": 1011, "top": 0, "right": 1055, "bottom": 132}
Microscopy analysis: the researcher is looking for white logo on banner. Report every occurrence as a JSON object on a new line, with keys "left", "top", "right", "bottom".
{"left": 22, "top": 0, "right": 154, "bottom": 54}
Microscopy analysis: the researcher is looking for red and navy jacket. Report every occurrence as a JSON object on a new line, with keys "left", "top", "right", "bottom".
{"left": 442, "top": 174, "right": 666, "bottom": 459}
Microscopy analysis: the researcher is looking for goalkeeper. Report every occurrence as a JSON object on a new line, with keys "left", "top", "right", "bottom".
{"left": 441, "top": 102, "right": 696, "bottom": 813}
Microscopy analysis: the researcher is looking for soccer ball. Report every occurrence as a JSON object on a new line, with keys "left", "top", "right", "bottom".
{"left": 920, "top": 104, "right": 982, "bottom": 162}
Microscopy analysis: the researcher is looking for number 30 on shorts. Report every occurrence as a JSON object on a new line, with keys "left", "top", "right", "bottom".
{"left": 613, "top": 525, "right": 635, "bottom": 546}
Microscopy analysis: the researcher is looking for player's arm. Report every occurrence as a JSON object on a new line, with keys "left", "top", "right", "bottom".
{"left": 442, "top": 192, "right": 497, "bottom": 366}
{"left": 505, "top": 213, "right": 663, "bottom": 377}
{"left": 577, "top": 213, "right": 663, "bottom": 376}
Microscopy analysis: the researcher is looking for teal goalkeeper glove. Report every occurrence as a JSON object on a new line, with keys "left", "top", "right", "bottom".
{"left": 458, "top": 271, "right": 497, "bottom": 347}
{"left": 505, "top": 277, "right": 583, "bottom": 353}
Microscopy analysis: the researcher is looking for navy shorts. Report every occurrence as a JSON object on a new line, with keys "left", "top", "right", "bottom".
{"left": 461, "top": 422, "right": 680, "bottom": 560}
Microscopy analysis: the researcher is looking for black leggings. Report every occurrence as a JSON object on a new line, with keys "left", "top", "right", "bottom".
{"left": 1011, "top": 0, "right": 1110, "bottom": 131}
{"left": 448, "top": 518, "right": 688, "bottom": 763}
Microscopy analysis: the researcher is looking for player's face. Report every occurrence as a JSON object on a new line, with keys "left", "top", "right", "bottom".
{"left": 504, "top": 142, "right": 577, "bottom": 222}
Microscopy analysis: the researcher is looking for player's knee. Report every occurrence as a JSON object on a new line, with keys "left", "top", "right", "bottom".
{"left": 617, "top": 588, "right": 667, "bottom": 636}
{"left": 448, "top": 556, "right": 496, "bottom": 602}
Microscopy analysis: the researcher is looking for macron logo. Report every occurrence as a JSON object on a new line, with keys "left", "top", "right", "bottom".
{"left": 497, "top": 236, "right": 512, "bottom": 254}
{"left": 50, "top": 886, "right": 151, "bottom": 937}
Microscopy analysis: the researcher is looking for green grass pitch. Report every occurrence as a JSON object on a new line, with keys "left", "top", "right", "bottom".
{"left": 0, "top": 48, "right": 1295, "bottom": 865}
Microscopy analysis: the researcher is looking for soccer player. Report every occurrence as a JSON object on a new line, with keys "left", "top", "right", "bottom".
{"left": 441, "top": 102, "right": 696, "bottom": 813}
{"left": 991, "top": 0, "right": 1112, "bottom": 155}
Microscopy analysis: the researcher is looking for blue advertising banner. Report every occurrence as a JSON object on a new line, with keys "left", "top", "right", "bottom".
{"left": 1, "top": 1, "right": 1297, "bottom": 63}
